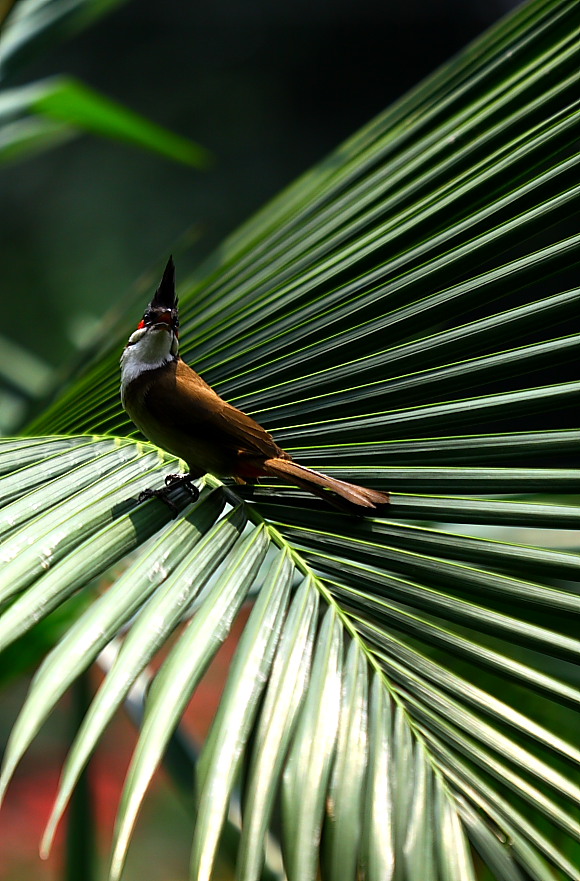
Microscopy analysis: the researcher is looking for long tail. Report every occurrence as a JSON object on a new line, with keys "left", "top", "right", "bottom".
{"left": 261, "top": 458, "right": 389, "bottom": 512}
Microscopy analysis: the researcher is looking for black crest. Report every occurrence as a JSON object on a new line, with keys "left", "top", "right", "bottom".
{"left": 151, "top": 256, "right": 178, "bottom": 311}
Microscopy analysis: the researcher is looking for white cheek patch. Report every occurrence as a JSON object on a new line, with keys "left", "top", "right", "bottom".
{"left": 128, "top": 327, "right": 147, "bottom": 345}
{"left": 120, "top": 328, "right": 177, "bottom": 405}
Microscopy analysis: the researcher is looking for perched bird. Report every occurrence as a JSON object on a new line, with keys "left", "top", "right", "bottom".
{"left": 121, "top": 258, "right": 389, "bottom": 513}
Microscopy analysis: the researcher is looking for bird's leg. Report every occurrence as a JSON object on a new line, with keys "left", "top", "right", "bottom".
{"left": 138, "top": 470, "right": 202, "bottom": 512}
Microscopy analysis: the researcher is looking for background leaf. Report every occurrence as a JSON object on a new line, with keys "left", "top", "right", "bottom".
{"left": 0, "top": 76, "right": 211, "bottom": 166}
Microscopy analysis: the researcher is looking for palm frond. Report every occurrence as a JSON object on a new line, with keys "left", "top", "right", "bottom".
{"left": 1, "top": 1, "right": 580, "bottom": 879}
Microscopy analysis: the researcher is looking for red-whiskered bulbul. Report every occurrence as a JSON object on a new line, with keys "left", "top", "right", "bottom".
{"left": 121, "top": 258, "right": 389, "bottom": 513}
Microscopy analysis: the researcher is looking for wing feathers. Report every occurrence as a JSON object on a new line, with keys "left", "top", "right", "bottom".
{"left": 144, "top": 359, "right": 285, "bottom": 460}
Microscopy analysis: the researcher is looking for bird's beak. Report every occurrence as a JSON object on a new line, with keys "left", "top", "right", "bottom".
{"left": 151, "top": 310, "right": 174, "bottom": 331}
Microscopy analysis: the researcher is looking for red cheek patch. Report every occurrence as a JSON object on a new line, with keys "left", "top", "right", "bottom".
{"left": 137, "top": 320, "right": 145, "bottom": 329}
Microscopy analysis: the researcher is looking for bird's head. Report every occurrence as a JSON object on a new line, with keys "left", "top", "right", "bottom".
{"left": 122, "top": 257, "right": 180, "bottom": 362}
{"left": 120, "top": 258, "right": 180, "bottom": 389}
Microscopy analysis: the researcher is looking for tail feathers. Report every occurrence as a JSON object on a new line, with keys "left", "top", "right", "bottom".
{"left": 261, "top": 458, "right": 389, "bottom": 512}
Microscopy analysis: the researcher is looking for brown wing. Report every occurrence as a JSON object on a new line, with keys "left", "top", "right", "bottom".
{"left": 143, "top": 359, "right": 286, "bottom": 460}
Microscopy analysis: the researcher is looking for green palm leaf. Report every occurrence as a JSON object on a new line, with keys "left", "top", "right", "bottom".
{"left": 1, "top": 0, "right": 580, "bottom": 879}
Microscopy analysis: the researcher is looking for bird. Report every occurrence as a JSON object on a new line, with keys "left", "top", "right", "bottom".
{"left": 120, "top": 257, "right": 389, "bottom": 513}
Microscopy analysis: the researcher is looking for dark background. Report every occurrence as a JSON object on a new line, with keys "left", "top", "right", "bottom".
{"left": 0, "top": 0, "right": 519, "bottom": 420}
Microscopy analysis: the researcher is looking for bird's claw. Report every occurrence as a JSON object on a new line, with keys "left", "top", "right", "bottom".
{"left": 138, "top": 486, "right": 180, "bottom": 513}
{"left": 138, "top": 473, "right": 200, "bottom": 514}
{"left": 163, "top": 472, "right": 200, "bottom": 501}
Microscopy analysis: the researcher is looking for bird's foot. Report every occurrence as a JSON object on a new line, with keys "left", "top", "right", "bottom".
{"left": 163, "top": 472, "right": 200, "bottom": 500}
{"left": 138, "top": 472, "right": 200, "bottom": 513}
{"left": 138, "top": 486, "right": 180, "bottom": 513}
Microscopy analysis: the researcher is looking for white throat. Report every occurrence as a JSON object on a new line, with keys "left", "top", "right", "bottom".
{"left": 120, "top": 327, "right": 177, "bottom": 405}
